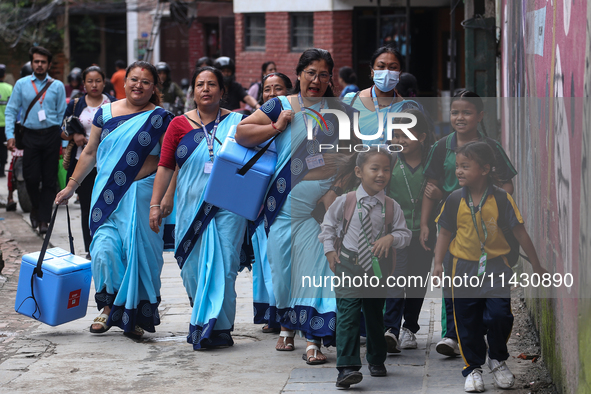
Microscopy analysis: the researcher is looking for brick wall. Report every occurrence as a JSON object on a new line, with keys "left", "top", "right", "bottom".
{"left": 234, "top": 11, "right": 353, "bottom": 94}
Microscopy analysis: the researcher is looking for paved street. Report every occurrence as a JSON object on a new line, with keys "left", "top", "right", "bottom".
{"left": 0, "top": 166, "right": 534, "bottom": 393}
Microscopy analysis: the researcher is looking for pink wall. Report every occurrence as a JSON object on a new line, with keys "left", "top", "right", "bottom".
{"left": 501, "top": 1, "right": 589, "bottom": 393}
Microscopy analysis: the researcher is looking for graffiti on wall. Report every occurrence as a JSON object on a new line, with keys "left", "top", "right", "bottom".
{"left": 501, "top": 1, "right": 588, "bottom": 393}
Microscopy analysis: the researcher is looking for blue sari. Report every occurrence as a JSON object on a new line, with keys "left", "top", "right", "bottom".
{"left": 258, "top": 96, "right": 347, "bottom": 346}
{"left": 173, "top": 112, "right": 247, "bottom": 349}
{"left": 252, "top": 223, "right": 280, "bottom": 329}
{"left": 343, "top": 91, "right": 419, "bottom": 145}
{"left": 90, "top": 103, "right": 171, "bottom": 333}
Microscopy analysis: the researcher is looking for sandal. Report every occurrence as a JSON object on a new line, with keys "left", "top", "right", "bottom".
{"left": 6, "top": 201, "right": 16, "bottom": 212}
{"left": 275, "top": 330, "right": 295, "bottom": 351}
{"left": 262, "top": 324, "right": 280, "bottom": 334}
{"left": 302, "top": 344, "right": 327, "bottom": 365}
{"left": 89, "top": 313, "right": 111, "bottom": 334}
{"left": 123, "top": 325, "right": 144, "bottom": 340}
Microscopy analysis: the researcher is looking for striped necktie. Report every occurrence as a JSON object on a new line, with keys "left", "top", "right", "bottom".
{"left": 357, "top": 201, "right": 375, "bottom": 272}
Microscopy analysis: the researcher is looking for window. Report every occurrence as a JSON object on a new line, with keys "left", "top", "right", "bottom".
{"left": 291, "top": 13, "right": 313, "bottom": 52}
{"left": 245, "top": 14, "right": 265, "bottom": 51}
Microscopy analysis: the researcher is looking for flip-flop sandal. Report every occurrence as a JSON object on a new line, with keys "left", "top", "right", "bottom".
{"left": 89, "top": 313, "right": 111, "bottom": 334}
{"left": 262, "top": 325, "right": 281, "bottom": 333}
{"left": 123, "top": 325, "right": 144, "bottom": 340}
{"left": 302, "top": 344, "right": 327, "bottom": 365}
{"left": 275, "top": 330, "right": 295, "bottom": 351}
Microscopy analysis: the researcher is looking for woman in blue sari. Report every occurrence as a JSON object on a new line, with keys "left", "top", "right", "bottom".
{"left": 343, "top": 46, "right": 420, "bottom": 146}
{"left": 237, "top": 49, "right": 357, "bottom": 365}
{"left": 149, "top": 66, "right": 247, "bottom": 350}
{"left": 251, "top": 72, "right": 293, "bottom": 334}
{"left": 55, "top": 61, "right": 174, "bottom": 339}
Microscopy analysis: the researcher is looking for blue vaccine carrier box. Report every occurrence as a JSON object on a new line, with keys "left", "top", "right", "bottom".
{"left": 204, "top": 125, "right": 277, "bottom": 221}
{"left": 15, "top": 247, "right": 92, "bottom": 326}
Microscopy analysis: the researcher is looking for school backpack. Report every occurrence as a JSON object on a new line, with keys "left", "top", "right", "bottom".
{"left": 444, "top": 186, "right": 526, "bottom": 266}
{"left": 334, "top": 191, "right": 397, "bottom": 271}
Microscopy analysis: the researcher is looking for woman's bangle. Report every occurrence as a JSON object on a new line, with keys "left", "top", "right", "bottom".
{"left": 69, "top": 177, "right": 81, "bottom": 187}
{"left": 150, "top": 204, "right": 161, "bottom": 209}
{"left": 271, "top": 122, "right": 283, "bottom": 133}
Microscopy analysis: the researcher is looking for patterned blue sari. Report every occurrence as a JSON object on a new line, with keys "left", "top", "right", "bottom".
{"left": 90, "top": 104, "right": 171, "bottom": 333}
{"left": 173, "top": 112, "right": 248, "bottom": 349}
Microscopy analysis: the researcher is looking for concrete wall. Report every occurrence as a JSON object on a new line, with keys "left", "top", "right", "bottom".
{"left": 500, "top": 1, "right": 590, "bottom": 393}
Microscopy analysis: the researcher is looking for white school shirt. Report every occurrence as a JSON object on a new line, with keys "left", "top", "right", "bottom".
{"left": 318, "top": 184, "right": 412, "bottom": 255}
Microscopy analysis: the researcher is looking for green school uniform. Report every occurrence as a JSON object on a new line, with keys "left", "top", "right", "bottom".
{"left": 388, "top": 153, "right": 426, "bottom": 236}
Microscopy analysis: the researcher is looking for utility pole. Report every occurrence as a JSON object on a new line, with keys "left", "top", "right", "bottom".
{"left": 144, "top": 0, "right": 165, "bottom": 64}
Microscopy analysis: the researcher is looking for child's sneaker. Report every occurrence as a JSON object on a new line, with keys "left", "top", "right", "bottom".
{"left": 486, "top": 357, "right": 515, "bottom": 389}
{"left": 464, "top": 369, "right": 485, "bottom": 392}
{"left": 384, "top": 328, "right": 401, "bottom": 353}
{"left": 399, "top": 327, "right": 417, "bottom": 349}
{"left": 436, "top": 337, "right": 460, "bottom": 356}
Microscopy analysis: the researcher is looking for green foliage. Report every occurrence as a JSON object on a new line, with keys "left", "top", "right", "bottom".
{"left": 73, "top": 15, "right": 100, "bottom": 53}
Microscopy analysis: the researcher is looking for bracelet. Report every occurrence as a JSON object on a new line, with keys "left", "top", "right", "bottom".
{"left": 271, "top": 122, "right": 283, "bottom": 133}
{"left": 69, "top": 177, "right": 81, "bottom": 187}
{"left": 150, "top": 204, "right": 161, "bottom": 209}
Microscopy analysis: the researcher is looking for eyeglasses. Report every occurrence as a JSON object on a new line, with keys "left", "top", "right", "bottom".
{"left": 127, "top": 77, "right": 154, "bottom": 88}
{"left": 302, "top": 69, "right": 331, "bottom": 83}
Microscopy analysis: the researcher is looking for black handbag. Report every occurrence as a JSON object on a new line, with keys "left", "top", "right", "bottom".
{"left": 14, "top": 80, "right": 54, "bottom": 150}
{"left": 63, "top": 97, "right": 86, "bottom": 136}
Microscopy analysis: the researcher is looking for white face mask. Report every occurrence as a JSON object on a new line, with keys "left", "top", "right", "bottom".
{"left": 372, "top": 69, "right": 400, "bottom": 93}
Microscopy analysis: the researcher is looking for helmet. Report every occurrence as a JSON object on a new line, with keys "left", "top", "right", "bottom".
{"left": 68, "top": 67, "right": 83, "bottom": 84}
{"left": 20, "top": 61, "right": 33, "bottom": 78}
{"left": 214, "top": 56, "right": 235, "bottom": 74}
{"left": 156, "top": 62, "right": 171, "bottom": 77}
{"left": 196, "top": 57, "right": 213, "bottom": 68}
{"left": 180, "top": 78, "right": 190, "bottom": 90}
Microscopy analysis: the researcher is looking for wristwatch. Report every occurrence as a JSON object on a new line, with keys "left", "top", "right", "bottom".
{"left": 328, "top": 185, "right": 343, "bottom": 196}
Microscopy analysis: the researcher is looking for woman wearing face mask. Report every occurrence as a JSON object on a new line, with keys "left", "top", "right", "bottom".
{"left": 343, "top": 46, "right": 419, "bottom": 146}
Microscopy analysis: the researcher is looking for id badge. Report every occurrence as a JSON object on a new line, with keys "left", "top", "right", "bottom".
{"left": 204, "top": 161, "right": 213, "bottom": 174}
{"left": 306, "top": 154, "right": 325, "bottom": 170}
{"left": 477, "top": 253, "right": 487, "bottom": 276}
{"left": 38, "top": 109, "right": 46, "bottom": 121}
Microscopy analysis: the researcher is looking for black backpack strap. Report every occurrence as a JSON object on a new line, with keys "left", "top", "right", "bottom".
{"left": 444, "top": 189, "right": 463, "bottom": 233}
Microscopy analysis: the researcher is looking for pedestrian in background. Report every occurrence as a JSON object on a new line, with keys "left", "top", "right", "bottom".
{"left": 338, "top": 66, "right": 359, "bottom": 97}
{"left": 156, "top": 62, "right": 185, "bottom": 115}
{"left": 245, "top": 61, "right": 276, "bottom": 111}
{"left": 5, "top": 46, "right": 66, "bottom": 234}
{"left": 60, "top": 66, "right": 116, "bottom": 257}
{"left": 111, "top": 60, "right": 126, "bottom": 100}
{"left": 0, "top": 64, "right": 12, "bottom": 178}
